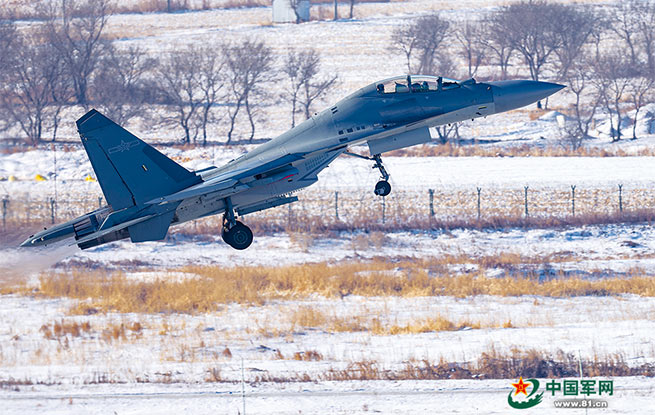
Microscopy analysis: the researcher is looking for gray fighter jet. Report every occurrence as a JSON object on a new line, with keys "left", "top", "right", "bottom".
{"left": 21, "top": 75, "right": 563, "bottom": 250}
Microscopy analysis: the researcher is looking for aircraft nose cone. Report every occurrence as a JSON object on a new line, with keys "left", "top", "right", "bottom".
{"left": 490, "top": 80, "right": 565, "bottom": 113}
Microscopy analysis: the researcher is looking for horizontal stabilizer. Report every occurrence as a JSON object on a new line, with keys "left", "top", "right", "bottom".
{"left": 77, "top": 109, "right": 201, "bottom": 210}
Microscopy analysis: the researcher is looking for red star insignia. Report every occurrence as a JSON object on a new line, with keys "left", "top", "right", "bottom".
{"left": 512, "top": 377, "right": 530, "bottom": 396}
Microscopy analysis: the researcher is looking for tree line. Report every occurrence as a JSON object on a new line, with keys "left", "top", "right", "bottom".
{"left": 392, "top": 0, "right": 655, "bottom": 147}
{"left": 4, "top": 0, "right": 655, "bottom": 148}
{"left": 0, "top": 0, "right": 336, "bottom": 146}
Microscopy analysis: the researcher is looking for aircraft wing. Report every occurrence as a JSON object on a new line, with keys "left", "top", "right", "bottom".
{"left": 146, "top": 153, "right": 304, "bottom": 206}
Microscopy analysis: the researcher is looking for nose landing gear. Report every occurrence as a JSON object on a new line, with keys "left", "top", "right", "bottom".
{"left": 343, "top": 152, "right": 392, "bottom": 197}
{"left": 222, "top": 197, "right": 253, "bottom": 250}
{"left": 374, "top": 180, "right": 391, "bottom": 197}
{"left": 372, "top": 154, "right": 391, "bottom": 197}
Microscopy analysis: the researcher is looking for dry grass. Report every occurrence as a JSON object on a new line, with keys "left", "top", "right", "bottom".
{"left": 27, "top": 257, "right": 655, "bottom": 314}
{"left": 290, "top": 306, "right": 479, "bottom": 334}
{"left": 287, "top": 231, "right": 315, "bottom": 252}
{"left": 4, "top": 347, "right": 650, "bottom": 386}
{"left": 372, "top": 316, "right": 481, "bottom": 335}
{"left": 255, "top": 347, "right": 655, "bottom": 383}
{"left": 293, "top": 350, "right": 323, "bottom": 361}
{"left": 40, "top": 320, "right": 92, "bottom": 340}
{"left": 290, "top": 305, "right": 488, "bottom": 335}
{"left": 169, "top": 203, "right": 655, "bottom": 237}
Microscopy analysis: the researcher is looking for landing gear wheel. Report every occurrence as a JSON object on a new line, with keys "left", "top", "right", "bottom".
{"left": 374, "top": 180, "right": 391, "bottom": 197}
{"left": 221, "top": 227, "right": 232, "bottom": 245}
{"left": 224, "top": 221, "right": 253, "bottom": 250}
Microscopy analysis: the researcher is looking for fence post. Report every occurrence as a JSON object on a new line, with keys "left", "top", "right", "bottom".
{"left": 618, "top": 184, "right": 623, "bottom": 213}
{"left": 524, "top": 186, "right": 529, "bottom": 217}
{"left": 2, "top": 197, "right": 7, "bottom": 230}
{"left": 428, "top": 189, "right": 434, "bottom": 217}
{"left": 50, "top": 198, "right": 55, "bottom": 224}
{"left": 476, "top": 187, "right": 481, "bottom": 220}
{"left": 335, "top": 191, "right": 339, "bottom": 220}
{"left": 98, "top": 196, "right": 103, "bottom": 208}
{"left": 571, "top": 185, "right": 576, "bottom": 216}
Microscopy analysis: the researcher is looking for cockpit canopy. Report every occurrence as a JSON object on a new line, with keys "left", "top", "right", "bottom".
{"left": 376, "top": 75, "right": 460, "bottom": 94}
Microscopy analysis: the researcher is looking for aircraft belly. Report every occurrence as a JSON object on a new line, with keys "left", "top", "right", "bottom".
{"left": 367, "top": 127, "right": 431, "bottom": 155}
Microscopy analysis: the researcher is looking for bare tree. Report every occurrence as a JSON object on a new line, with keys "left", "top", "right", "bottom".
{"left": 480, "top": 11, "right": 515, "bottom": 80}
{"left": 155, "top": 50, "right": 204, "bottom": 144}
{"left": 564, "top": 60, "right": 602, "bottom": 144}
{"left": 501, "top": 1, "right": 564, "bottom": 82}
{"left": 348, "top": 0, "right": 356, "bottom": 19}
{"left": 611, "top": 1, "right": 642, "bottom": 67}
{"left": 611, "top": 1, "right": 655, "bottom": 75}
{"left": 454, "top": 21, "right": 486, "bottom": 79}
{"left": 392, "top": 22, "right": 420, "bottom": 73}
{"left": 499, "top": 1, "right": 570, "bottom": 108}
{"left": 434, "top": 123, "right": 461, "bottom": 144}
{"left": 0, "top": 32, "right": 70, "bottom": 145}
{"left": 42, "top": 0, "right": 111, "bottom": 107}
{"left": 0, "top": 20, "right": 16, "bottom": 75}
{"left": 592, "top": 53, "right": 632, "bottom": 142}
{"left": 625, "top": 66, "right": 655, "bottom": 140}
{"left": 282, "top": 50, "right": 304, "bottom": 128}
{"left": 282, "top": 49, "right": 337, "bottom": 127}
{"left": 0, "top": 20, "right": 17, "bottom": 133}
{"left": 197, "top": 51, "right": 225, "bottom": 146}
{"left": 392, "top": 14, "right": 450, "bottom": 75}
{"left": 552, "top": 6, "right": 598, "bottom": 82}
{"left": 222, "top": 39, "right": 275, "bottom": 143}
{"left": 94, "top": 46, "right": 155, "bottom": 125}
{"left": 289, "top": 0, "right": 308, "bottom": 24}
{"left": 636, "top": 2, "right": 655, "bottom": 76}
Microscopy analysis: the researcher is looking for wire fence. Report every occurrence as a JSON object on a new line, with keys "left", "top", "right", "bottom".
{"left": 1, "top": 184, "right": 650, "bottom": 233}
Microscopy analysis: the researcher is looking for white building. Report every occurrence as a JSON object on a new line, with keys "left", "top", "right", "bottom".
{"left": 272, "top": 0, "right": 310, "bottom": 23}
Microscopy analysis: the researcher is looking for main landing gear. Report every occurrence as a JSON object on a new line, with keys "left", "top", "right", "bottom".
{"left": 371, "top": 154, "right": 391, "bottom": 197}
{"left": 222, "top": 197, "right": 253, "bottom": 250}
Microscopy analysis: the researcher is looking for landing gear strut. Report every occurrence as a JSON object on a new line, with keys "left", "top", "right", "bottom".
{"left": 343, "top": 151, "right": 392, "bottom": 197}
{"left": 372, "top": 154, "right": 391, "bottom": 197}
{"left": 222, "top": 197, "right": 253, "bottom": 250}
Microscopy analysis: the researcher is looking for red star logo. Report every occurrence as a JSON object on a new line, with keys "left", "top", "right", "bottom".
{"left": 512, "top": 377, "right": 530, "bottom": 396}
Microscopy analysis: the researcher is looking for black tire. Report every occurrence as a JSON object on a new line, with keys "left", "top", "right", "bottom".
{"left": 374, "top": 180, "right": 391, "bottom": 197}
{"left": 221, "top": 227, "right": 232, "bottom": 245}
{"left": 226, "top": 221, "right": 253, "bottom": 250}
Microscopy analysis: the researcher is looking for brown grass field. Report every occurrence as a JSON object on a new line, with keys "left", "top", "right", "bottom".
{"left": 3, "top": 257, "right": 652, "bottom": 314}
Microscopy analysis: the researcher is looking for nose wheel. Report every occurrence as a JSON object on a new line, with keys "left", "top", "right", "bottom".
{"left": 222, "top": 197, "right": 253, "bottom": 250}
{"left": 374, "top": 180, "right": 391, "bottom": 196}
{"left": 371, "top": 154, "right": 391, "bottom": 197}
{"left": 343, "top": 152, "right": 393, "bottom": 197}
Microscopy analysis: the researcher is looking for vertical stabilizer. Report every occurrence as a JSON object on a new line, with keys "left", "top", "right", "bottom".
{"left": 76, "top": 109, "right": 201, "bottom": 210}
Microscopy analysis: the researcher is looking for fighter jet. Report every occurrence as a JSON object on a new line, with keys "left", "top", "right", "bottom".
{"left": 21, "top": 75, "right": 563, "bottom": 251}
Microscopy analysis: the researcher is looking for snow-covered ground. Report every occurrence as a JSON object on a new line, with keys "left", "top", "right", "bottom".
{"left": 2, "top": 2, "right": 655, "bottom": 413}
{"left": 1, "top": 289, "right": 654, "bottom": 414}
{"left": 46, "top": 223, "right": 655, "bottom": 274}
{"left": 3, "top": 378, "right": 653, "bottom": 415}
{"left": 4, "top": 149, "right": 655, "bottom": 195}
